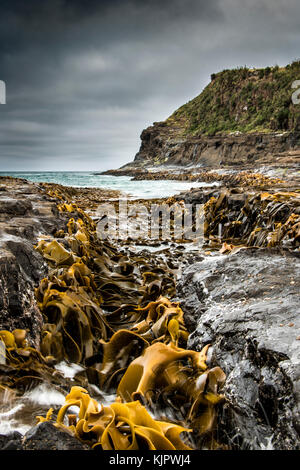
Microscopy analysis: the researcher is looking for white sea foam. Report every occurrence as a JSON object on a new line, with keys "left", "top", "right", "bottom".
{"left": 0, "top": 420, "right": 32, "bottom": 436}
{"left": 0, "top": 404, "right": 30, "bottom": 435}
{"left": 0, "top": 403, "right": 24, "bottom": 418}
{"left": 54, "top": 361, "right": 85, "bottom": 379}
{"left": 259, "top": 436, "right": 274, "bottom": 450}
{"left": 24, "top": 383, "right": 66, "bottom": 406}
{"left": 0, "top": 384, "right": 67, "bottom": 436}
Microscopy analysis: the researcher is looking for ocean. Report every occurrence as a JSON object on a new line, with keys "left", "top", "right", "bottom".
{"left": 0, "top": 171, "right": 217, "bottom": 199}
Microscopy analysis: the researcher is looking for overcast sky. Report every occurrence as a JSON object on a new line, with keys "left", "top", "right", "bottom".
{"left": 0, "top": 0, "right": 300, "bottom": 171}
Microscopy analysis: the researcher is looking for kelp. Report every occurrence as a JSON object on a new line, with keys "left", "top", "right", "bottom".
{"left": 0, "top": 329, "right": 70, "bottom": 392}
{"left": 41, "top": 182, "right": 121, "bottom": 215}
{"left": 37, "top": 386, "right": 193, "bottom": 450}
{"left": 0, "top": 329, "right": 50, "bottom": 366}
{"left": 0, "top": 190, "right": 227, "bottom": 450}
{"left": 95, "top": 330, "right": 150, "bottom": 391}
{"left": 49, "top": 202, "right": 176, "bottom": 306}
{"left": 35, "top": 239, "right": 80, "bottom": 267}
{"left": 117, "top": 341, "right": 209, "bottom": 402}
{"left": 116, "top": 341, "right": 225, "bottom": 435}
{"left": 203, "top": 190, "right": 300, "bottom": 249}
{"left": 93, "top": 297, "right": 188, "bottom": 392}
{"left": 36, "top": 275, "right": 112, "bottom": 363}
{"left": 131, "top": 169, "right": 284, "bottom": 188}
{"left": 34, "top": 201, "right": 179, "bottom": 367}
{"left": 117, "top": 296, "right": 189, "bottom": 346}
{"left": 35, "top": 197, "right": 226, "bottom": 448}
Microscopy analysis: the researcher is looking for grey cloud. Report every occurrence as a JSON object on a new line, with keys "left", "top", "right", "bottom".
{"left": 0, "top": 0, "right": 300, "bottom": 170}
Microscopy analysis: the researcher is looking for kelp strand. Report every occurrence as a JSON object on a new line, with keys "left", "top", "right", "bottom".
{"left": 0, "top": 192, "right": 226, "bottom": 450}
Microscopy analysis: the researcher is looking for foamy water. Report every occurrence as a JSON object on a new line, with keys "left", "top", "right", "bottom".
{"left": 0, "top": 171, "right": 218, "bottom": 199}
{"left": 0, "top": 360, "right": 121, "bottom": 436}
{"left": 0, "top": 383, "right": 66, "bottom": 435}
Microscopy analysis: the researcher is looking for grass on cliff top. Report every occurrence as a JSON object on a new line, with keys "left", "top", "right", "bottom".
{"left": 166, "top": 60, "right": 300, "bottom": 137}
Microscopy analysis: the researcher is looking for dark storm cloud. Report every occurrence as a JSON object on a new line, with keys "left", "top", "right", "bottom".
{"left": 0, "top": 0, "right": 300, "bottom": 170}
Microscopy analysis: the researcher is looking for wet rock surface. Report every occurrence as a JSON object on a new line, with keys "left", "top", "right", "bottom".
{"left": 0, "top": 175, "right": 299, "bottom": 450}
{"left": 0, "top": 431, "right": 23, "bottom": 450}
{"left": 0, "top": 177, "right": 68, "bottom": 346}
{"left": 0, "top": 423, "right": 90, "bottom": 450}
{"left": 177, "top": 247, "right": 300, "bottom": 449}
{"left": 22, "top": 422, "right": 90, "bottom": 450}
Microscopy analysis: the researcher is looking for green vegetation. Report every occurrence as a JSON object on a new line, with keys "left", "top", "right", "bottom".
{"left": 166, "top": 61, "right": 300, "bottom": 136}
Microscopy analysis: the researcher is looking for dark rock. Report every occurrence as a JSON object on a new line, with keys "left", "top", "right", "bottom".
{"left": 0, "top": 431, "right": 23, "bottom": 450}
{"left": 132, "top": 123, "right": 300, "bottom": 168}
{"left": 22, "top": 422, "right": 90, "bottom": 450}
{"left": 177, "top": 247, "right": 300, "bottom": 449}
{"left": 0, "top": 199, "right": 32, "bottom": 216}
{"left": 0, "top": 178, "right": 68, "bottom": 346}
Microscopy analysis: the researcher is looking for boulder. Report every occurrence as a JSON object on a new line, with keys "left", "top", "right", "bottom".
{"left": 177, "top": 247, "right": 300, "bottom": 449}
{"left": 22, "top": 421, "right": 89, "bottom": 450}
{"left": 0, "top": 431, "right": 23, "bottom": 450}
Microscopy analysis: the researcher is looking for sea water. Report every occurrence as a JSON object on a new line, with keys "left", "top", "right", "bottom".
{"left": 0, "top": 171, "right": 218, "bottom": 199}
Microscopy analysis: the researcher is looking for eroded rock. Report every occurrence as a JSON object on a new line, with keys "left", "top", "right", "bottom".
{"left": 177, "top": 247, "right": 300, "bottom": 449}
{"left": 0, "top": 177, "right": 68, "bottom": 347}
{"left": 22, "top": 421, "right": 90, "bottom": 450}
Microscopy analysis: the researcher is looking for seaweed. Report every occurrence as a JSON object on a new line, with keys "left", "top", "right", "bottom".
{"left": 0, "top": 194, "right": 227, "bottom": 450}
{"left": 37, "top": 386, "right": 192, "bottom": 450}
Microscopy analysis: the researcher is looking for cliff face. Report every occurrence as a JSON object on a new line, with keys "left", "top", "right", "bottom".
{"left": 134, "top": 123, "right": 300, "bottom": 167}
{"left": 130, "top": 62, "right": 300, "bottom": 168}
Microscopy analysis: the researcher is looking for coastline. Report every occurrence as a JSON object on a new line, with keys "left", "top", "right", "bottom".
{"left": 0, "top": 173, "right": 299, "bottom": 450}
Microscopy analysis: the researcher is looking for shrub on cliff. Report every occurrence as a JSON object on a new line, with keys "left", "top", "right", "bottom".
{"left": 166, "top": 61, "right": 300, "bottom": 136}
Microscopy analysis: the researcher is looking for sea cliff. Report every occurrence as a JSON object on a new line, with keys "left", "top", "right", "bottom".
{"left": 105, "top": 62, "right": 300, "bottom": 173}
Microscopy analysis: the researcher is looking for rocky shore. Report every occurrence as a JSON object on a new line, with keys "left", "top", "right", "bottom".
{"left": 177, "top": 247, "right": 300, "bottom": 449}
{"left": 132, "top": 126, "right": 300, "bottom": 169}
{"left": 0, "top": 178, "right": 121, "bottom": 346}
{"left": 0, "top": 174, "right": 299, "bottom": 450}
{"left": 0, "top": 177, "right": 67, "bottom": 347}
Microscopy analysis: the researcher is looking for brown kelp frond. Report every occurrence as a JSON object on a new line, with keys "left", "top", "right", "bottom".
{"left": 0, "top": 329, "right": 72, "bottom": 392}
{"left": 34, "top": 205, "right": 179, "bottom": 369}
{"left": 0, "top": 329, "right": 51, "bottom": 366}
{"left": 35, "top": 193, "right": 225, "bottom": 448}
{"left": 37, "top": 386, "right": 193, "bottom": 450}
{"left": 116, "top": 341, "right": 225, "bottom": 427}
{"left": 35, "top": 239, "right": 80, "bottom": 267}
{"left": 130, "top": 296, "right": 188, "bottom": 346}
{"left": 0, "top": 189, "right": 226, "bottom": 451}
{"left": 203, "top": 190, "right": 300, "bottom": 249}
{"left": 37, "top": 282, "right": 112, "bottom": 363}
{"left": 96, "top": 330, "right": 149, "bottom": 389}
